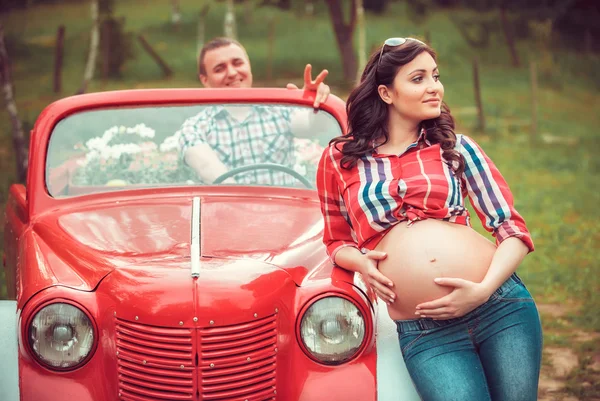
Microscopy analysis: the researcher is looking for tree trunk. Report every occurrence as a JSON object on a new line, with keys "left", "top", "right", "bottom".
{"left": 0, "top": 22, "right": 28, "bottom": 183}
{"left": 171, "top": 0, "right": 182, "bottom": 30}
{"left": 244, "top": 0, "right": 254, "bottom": 24}
{"left": 78, "top": 0, "right": 100, "bottom": 94}
{"left": 305, "top": 0, "right": 314, "bottom": 16}
{"left": 101, "top": 20, "right": 111, "bottom": 81}
{"left": 530, "top": 61, "right": 538, "bottom": 143}
{"left": 499, "top": 6, "right": 520, "bottom": 68}
{"left": 325, "top": 0, "right": 358, "bottom": 84}
{"left": 224, "top": 0, "right": 236, "bottom": 39}
{"left": 472, "top": 58, "right": 485, "bottom": 132}
{"left": 356, "top": 0, "right": 366, "bottom": 83}
{"left": 267, "top": 15, "right": 277, "bottom": 82}
{"left": 138, "top": 34, "right": 173, "bottom": 77}
{"left": 53, "top": 25, "right": 65, "bottom": 93}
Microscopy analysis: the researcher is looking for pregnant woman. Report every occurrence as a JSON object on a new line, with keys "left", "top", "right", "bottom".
{"left": 316, "top": 38, "right": 542, "bottom": 401}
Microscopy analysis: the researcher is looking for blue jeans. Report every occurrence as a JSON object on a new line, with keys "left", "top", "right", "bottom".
{"left": 395, "top": 273, "right": 543, "bottom": 401}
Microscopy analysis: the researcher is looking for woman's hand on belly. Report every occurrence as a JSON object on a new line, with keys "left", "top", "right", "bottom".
{"left": 361, "top": 250, "right": 397, "bottom": 305}
{"left": 414, "top": 277, "right": 492, "bottom": 320}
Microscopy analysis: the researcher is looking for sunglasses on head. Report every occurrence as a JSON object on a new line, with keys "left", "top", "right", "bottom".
{"left": 377, "top": 37, "right": 426, "bottom": 69}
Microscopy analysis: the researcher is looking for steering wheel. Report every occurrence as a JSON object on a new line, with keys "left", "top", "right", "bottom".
{"left": 213, "top": 163, "right": 314, "bottom": 188}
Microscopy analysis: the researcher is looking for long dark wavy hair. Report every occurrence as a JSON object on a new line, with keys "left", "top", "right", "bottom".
{"left": 331, "top": 40, "right": 464, "bottom": 175}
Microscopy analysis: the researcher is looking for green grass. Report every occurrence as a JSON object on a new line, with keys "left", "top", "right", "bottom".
{"left": 1, "top": 0, "right": 599, "bottom": 338}
{"left": 566, "top": 340, "right": 600, "bottom": 399}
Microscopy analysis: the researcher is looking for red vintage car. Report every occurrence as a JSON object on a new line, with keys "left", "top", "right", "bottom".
{"left": 1, "top": 89, "right": 419, "bottom": 401}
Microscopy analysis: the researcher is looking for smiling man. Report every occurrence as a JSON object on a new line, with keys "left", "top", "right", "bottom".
{"left": 177, "top": 37, "right": 330, "bottom": 185}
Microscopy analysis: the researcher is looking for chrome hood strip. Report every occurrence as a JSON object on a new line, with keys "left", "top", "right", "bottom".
{"left": 191, "top": 197, "right": 200, "bottom": 278}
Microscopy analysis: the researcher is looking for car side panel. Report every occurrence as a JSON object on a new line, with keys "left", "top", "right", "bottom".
{"left": 375, "top": 300, "right": 421, "bottom": 400}
{"left": 0, "top": 300, "right": 20, "bottom": 401}
{"left": 3, "top": 184, "right": 28, "bottom": 300}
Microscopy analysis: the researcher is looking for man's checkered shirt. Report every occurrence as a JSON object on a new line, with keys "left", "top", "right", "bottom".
{"left": 177, "top": 105, "right": 297, "bottom": 185}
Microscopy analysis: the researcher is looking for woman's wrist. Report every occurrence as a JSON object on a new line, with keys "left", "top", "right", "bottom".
{"left": 356, "top": 254, "right": 372, "bottom": 275}
{"left": 334, "top": 246, "right": 369, "bottom": 274}
{"left": 477, "top": 281, "right": 496, "bottom": 298}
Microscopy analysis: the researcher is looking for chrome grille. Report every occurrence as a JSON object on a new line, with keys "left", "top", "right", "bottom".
{"left": 116, "top": 319, "right": 195, "bottom": 400}
{"left": 199, "top": 314, "right": 278, "bottom": 401}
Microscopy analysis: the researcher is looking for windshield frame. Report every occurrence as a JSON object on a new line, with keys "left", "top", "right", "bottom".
{"left": 28, "top": 88, "right": 348, "bottom": 217}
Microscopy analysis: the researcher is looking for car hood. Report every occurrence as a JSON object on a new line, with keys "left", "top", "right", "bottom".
{"left": 33, "top": 194, "right": 330, "bottom": 292}
{"left": 95, "top": 257, "right": 298, "bottom": 328}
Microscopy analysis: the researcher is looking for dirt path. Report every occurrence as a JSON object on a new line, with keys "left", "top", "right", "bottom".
{"left": 537, "top": 304, "right": 600, "bottom": 401}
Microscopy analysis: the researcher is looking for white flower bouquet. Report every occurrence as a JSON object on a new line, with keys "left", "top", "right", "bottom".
{"left": 71, "top": 124, "right": 196, "bottom": 186}
{"left": 71, "top": 124, "right": 325, "bottom": 187}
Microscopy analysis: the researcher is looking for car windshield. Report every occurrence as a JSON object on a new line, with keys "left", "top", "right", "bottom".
{"left": 46, "top": 103, "right": 342, "bottom": 197}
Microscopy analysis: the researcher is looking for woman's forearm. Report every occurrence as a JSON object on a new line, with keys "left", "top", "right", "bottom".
{"left": 479, "top": 236, "right": 530, "bottom": 296}
{"left": 334, "top": 246, "right": 368, "bottom": 274}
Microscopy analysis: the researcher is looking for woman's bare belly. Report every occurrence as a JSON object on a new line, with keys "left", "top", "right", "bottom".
{"left": 374, "top": 219, "right": 496, "bottom": 320}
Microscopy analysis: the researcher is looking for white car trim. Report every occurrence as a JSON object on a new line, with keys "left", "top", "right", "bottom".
{"left": 376, "top": 300, "right": 421, "bottom": 401}
{"left": 0, "top": 300, "right": 20, "bottom": 401}
{"left": 191, "top": 196, "right": 201, "bottom": 278}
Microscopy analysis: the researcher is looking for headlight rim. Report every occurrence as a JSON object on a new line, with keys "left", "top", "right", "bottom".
{"left": 25, "top": 299, "right": 98, "bottom": 372}
{"left": 296, "top": 292, "right": 371, "bottom": 366}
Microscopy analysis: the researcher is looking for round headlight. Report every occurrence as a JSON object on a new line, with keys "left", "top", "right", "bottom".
{"left": 28, "top": 303, "right": 95, "bottom": 369}
{"left": 299, "top": 296, "right": 366, "bottom": 364}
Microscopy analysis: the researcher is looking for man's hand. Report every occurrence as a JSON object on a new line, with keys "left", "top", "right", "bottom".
{"left": 286, "top": 64, "right": 330, "bottom": 108}
{"left": 414, "top": 278, "right": 491, "bottom": 320}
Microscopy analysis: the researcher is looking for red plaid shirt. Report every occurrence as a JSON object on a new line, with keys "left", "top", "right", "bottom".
{"left": 316, "top": 131, "right": 534, "bottom": 264}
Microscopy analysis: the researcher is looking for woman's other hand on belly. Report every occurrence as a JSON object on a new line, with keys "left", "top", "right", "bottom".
{"left": 361, "top": 250, "right": 397, "bottom": 305}
{"left": 414, "top": 277, "right": 492, "bottom": 320}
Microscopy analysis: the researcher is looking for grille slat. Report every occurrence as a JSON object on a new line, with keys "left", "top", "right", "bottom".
{"left": 116, "top": 319, "right": 195, "bottom": 400}
{"left": 117, "top": 325, "right": 193, "bottom": 345}
{"left": 202, "top": 364, "right": 275, "bottom": 387}
{"left": 201, "top": 355, "right": 276, "bottom": 378}
{"left": 199, "top": 314, "right": 278, "bottom": 400}
{"left": 201, "top": 378, "right": 277, "bottom": 400}
{"left": 119, "top": 381, "right": 194, "bottom": 400}
{"left": 117, "top": 338, "right": 192, "bottom": 360}
{"left": 118, "top": 366, "right": 193, "bottom": 386}
{"left": 119, "top": 360, "right": 193, "bottom": 379}
{"left": 202, "top": 336, "right": 276, "bottom": 359}
{"left": 119, "top": 373, "right": 194, "bottom": 394}
{"left": 117, "top": 331, "right": 193, "bottom": 351}
{"left": 200, "top": 345, "right": 276, "bottom": 369}
{"left": 199, "top": 315, "right": 275, "bottom": 336}
{"left": 118, "top": 348, "right": 193, "bottom": 367}
{"left": 202, "top": 321, "right": 277, "bottom": 344}
{"left": 202, "top": 327, "right": 276, "bottom": 352}
{"left": 118, "top": 320, "right": 191, "bottom": 337}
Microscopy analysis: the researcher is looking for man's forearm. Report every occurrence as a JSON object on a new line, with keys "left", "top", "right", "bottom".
{"left": 184, "top": 143, "right": 230, "bottom": 184}
{"left": 291, "top": 108, "right": 341, "bottom": 139}
{"left": 290, "top": 108, "right": 318, "bottom": 138}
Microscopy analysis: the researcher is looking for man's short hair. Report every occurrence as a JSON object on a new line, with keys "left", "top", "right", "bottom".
{"left": 198, "top": 37, "right": 247, "bottom": 76}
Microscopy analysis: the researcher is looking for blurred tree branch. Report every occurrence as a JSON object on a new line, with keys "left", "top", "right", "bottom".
{"left": 325, "top": 0, "right": 358, "bottom": 83}
{"left": 224, "top": 0, "right": 237, "bottom": 38}
{"left": 0, "top": 22, "right": 27, "bottom": 183}
{"left": 78, "top": 0, "right": 101, "bottom": 94}
{"left": 448, "top": 15, "right": 492, "bottom": 48}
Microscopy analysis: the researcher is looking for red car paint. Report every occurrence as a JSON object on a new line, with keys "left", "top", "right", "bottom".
{"left": 3, "top": 89, "right": 381, "bottom": 401}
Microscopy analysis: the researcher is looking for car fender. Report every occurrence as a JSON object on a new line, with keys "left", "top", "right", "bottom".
{"left": 376, "top": 300, "right": 421, "bottom": 401}
{"left": 0, "top": 300, "right": 20, "bottom": 401}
